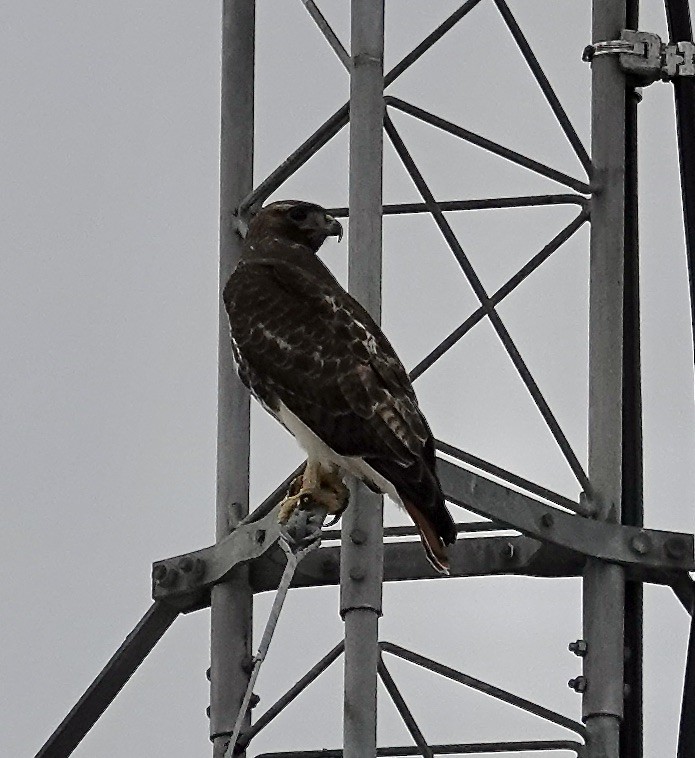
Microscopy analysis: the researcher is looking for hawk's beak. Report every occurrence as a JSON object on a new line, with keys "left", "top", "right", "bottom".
{"left": 325, "top": 214, "right": 343, "bottom": 242}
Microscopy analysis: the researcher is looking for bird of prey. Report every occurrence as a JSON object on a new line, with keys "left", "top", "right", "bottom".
{"left": 223, "top": 200, "right": 457, "bottom": 574}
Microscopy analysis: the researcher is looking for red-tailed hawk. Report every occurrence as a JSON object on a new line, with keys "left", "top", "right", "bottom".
{"left": 223, "top": 200, "right": 456, "bottom": 574}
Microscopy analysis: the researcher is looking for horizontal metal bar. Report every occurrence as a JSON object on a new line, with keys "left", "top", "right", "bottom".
{"left": 436, "top": 440, "right": 580, "bottom": 512}
{"left": 36, "top": 602, "right": 179, "bottom": 758}
{"left": 255, "top": 743, "right": 584, "bottom": 758}
{"left": 492, "top": 0, "right": 591, "bottom": 176}
{"left": 300, "top": 0, "right": 350, "bottom": 70}
{"left": 327, "top": 195, "right": 588, "bottom": 217}
{"left": 236, "top": 641, "right": 344, "bottom": 751}
{"left": 409, "top": 209, "right": 589, "bottom": 381}
{"left": 320, "top": 520, "right": 506, "bottom": 542}
{"left": 386, "top": 96, "right": 591, "bottom": 194}
{"left": 251, "top": 534, "right": 584, "bottom": 592}
{"left": 381, "top": 642, "right": 586, "bottom": 737}
{"left": 438, "top": 458, "right": 695, "bottom": 571}
{"left": 378, "top": 658, "right": 434, "bottom": 758}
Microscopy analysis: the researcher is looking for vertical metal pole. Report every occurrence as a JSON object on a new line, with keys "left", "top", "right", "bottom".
{"left": 340, "top": 2, "right": 385, "bottom": 757}
{"left": 584, "top": 1, "right": 627, "bottom": 757}
{"left": 621, "top": 4, "right": 643, "bottom": 755}
{"left": 210, "top": 2, "right": 254, "bottom": 756}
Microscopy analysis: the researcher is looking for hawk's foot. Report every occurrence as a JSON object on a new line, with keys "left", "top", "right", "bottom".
{"left": 319, "top": 470, "right": 350, "bottom": 525}
{"left": 277, "top": 468, "right": 349, "bottom": 525}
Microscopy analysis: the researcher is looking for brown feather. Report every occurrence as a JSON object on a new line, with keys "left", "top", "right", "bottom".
{"left": 403, "top": 499, "right": 451, "bottom": 575}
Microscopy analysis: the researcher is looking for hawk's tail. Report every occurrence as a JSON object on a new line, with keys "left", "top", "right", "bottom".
{"left": 403, "top": 498, "right": 453, "bottom": 575}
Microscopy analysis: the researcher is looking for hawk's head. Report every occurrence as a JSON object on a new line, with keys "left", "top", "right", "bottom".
{"left": 247, "top": 200, "right": 343, "bottom": 252}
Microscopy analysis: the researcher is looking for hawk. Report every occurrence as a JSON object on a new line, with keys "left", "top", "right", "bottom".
{"left": 223, "top": 200, "right": 456, "bottom": 574}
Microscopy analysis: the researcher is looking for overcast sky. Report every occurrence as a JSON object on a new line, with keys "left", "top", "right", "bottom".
{"left": 2, "top": 2, "right": 695, "bottom": 756}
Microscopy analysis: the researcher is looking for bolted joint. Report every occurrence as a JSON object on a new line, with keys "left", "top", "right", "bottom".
{"left": 664, "top": 536, "right": 689, "bottom": 560}
{"left": 629, "top": 531, "right": 653, "bottom": 556}
{"left": 540, "top": 512, "right": 555, "bottom": 529}
{"left": 350, "top": 528, "right": 367, "bottom": 545}
{"left": 349, "top": 567, "right": 366, "bottom": 582}
{"left": 152, "top": 563, "right": 178, "bottom": 588}
{"left": 568, "top": 639, "right": 588, "bottom": 657}
{"left": 568, "top": 676, "right": 587, "bottom": 693}
{"left": 249, "top": 693, "right": 260, "bottom": 709}
{"left": 177, "top": 555, "right": 205, "bottom": 578}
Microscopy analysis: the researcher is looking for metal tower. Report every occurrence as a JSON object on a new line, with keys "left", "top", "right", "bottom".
{"left": 36, "top": 1, "right": 695, "bottom": 757}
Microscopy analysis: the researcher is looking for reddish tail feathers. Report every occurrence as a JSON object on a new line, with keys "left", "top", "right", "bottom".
{"left": 403, "top": 499, "right": 451, "bottom": 575}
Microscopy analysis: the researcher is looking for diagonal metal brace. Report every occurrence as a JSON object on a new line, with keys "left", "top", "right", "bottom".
{"left": 438, "top": 459, "right": 695, "bottom": 571}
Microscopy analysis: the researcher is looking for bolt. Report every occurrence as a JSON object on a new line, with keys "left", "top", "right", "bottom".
{"left": 664, "top": 536, "right": 689, "bottom": 560}
{"left": 153, "top": 563, "right": 178, "bottom": 588}
{"left": 206, "top": 667, "right": 211, "bottom": 681}
{"left": 540, "top": 512, "right": 554, "bottom": 528}
{"left": 249, "top": 693, "right": 260, "bottom": 708}
{"left": 178, "top": 556, "right": 205, "bottom": 578}
{"left": 568, "top": 676, "right": 587, "bottom": 693}
{"left": 178, "top": 556, "right": 194, "bottom": 573}
{"left": 579, "top": 491, "right": 598, "bottom": 518}
{"left": 630, "top": 532, "right": 653, "bottom": 556}
{"left": 568, "top": 639, "right": 588, "bottom": 657}
{"left": 349, "top": 567, "right": 365, "bottom": 582}
{"left": 206, "top": 705, "right": 211, "bottom": 718}
{"left": 501, "top": 542, "right": 515, "bottom": 561}
{"left": 255, "top": 528, "right": 266, "bottom": 544}
{"left": 350, "top": 529, "right": 366, "bottom": 545}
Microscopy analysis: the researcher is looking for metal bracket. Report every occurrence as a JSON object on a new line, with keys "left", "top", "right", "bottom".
{"left": 583, "top": 29, "right": 695, "bottom": 85}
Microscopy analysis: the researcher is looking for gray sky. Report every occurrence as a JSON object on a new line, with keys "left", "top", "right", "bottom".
{"left": 2, "top": 2, "right": 695, "bottom": 756}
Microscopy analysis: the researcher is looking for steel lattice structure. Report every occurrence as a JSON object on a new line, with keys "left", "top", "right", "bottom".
{"left": 36, "top": 2, "right": 695, "bottom": 758}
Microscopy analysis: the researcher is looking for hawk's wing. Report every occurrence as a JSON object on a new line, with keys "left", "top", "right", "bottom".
{"left": 224, "top": 257, "right": 430, "bottom": 468}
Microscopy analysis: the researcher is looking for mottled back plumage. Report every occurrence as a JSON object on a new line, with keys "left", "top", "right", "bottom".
{"left": 224, "top": 200, "right": 456, "bottom": 572}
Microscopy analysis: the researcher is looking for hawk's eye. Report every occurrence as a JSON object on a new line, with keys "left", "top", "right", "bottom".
{"left": 288, "top": 207, "right": 308, "bottom": 223}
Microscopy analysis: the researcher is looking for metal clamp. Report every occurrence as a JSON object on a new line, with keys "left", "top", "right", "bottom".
{"left": 583, "top": 29, "right": 695, "bottom": 84}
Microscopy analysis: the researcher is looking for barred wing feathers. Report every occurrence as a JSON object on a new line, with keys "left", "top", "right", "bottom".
{"left": 224, "top": 257, "right": 456, "bottom": 569}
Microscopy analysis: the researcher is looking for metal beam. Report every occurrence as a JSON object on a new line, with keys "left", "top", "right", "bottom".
{"left": 621, "top": 2, "right": 643, "bottom": 754}
{"left": 253, "top": 744, "right": 585, "bottom": 758}
{"left": 381, "top": 642, "right": 586, "bottom": 737}
{"left": 35, "top": 602, "right": 179, "bottom": 758}
{"left": 340, "top": 4, "right": 385, "bottom": 758}
{"left": 151, "top": 461, "right": 694, "bottom": 606}
{"left": 210, "top": 2, "right": 254, "bottom": 756}
{"left": 584, "top": 1, "right": 628, "bottom": 755}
